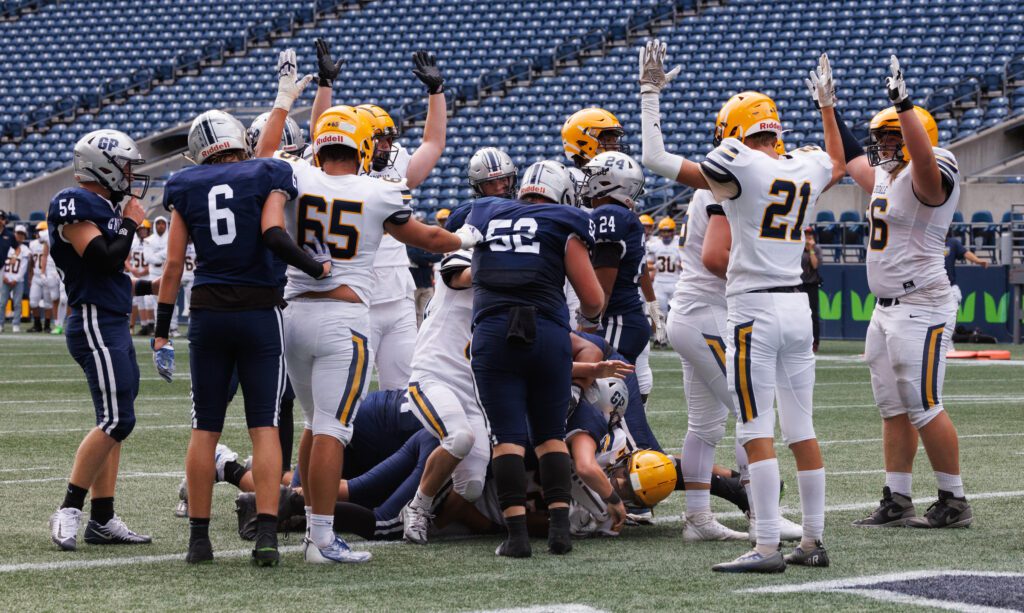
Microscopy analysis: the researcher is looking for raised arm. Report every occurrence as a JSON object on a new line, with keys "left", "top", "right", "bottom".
{"left": 805, "top": 53, "right": 847, "bottom": 190}
{"left": 405, "top": 51, "right": 447, "bottom": 189}
{"left": 254, "top": 49, "right": 313, "bottom": 159}
{"left": 309, "top": 38, "right": 343, "bottom": 131}
{"left": 886, "top": 55, "right": 946, "bottom": 205}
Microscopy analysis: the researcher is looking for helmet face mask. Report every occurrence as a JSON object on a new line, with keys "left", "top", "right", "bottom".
{"left": 371, "top": 135, "right": 399, "bottom": 172}
{"left": 866, "top": 130, "right": 906, "bottom": 171}
{"left": 469, "top": 147, "right": 519, "bottom": 199}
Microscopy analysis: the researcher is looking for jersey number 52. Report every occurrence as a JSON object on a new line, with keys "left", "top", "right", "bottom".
{"left": 485, "top": 218, "right": 539, "bottom": 254}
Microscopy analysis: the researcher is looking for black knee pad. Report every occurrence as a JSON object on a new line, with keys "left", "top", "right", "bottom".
{"left": 492, "top": 454, "right": 527, "bottom": 511}
{"left": 538, "top": 451, "right": 572, "bottom": 506}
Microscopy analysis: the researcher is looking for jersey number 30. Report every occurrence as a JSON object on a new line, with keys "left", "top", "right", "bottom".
{"left": 759, "top": 179, "right": 811, "bottom": 241}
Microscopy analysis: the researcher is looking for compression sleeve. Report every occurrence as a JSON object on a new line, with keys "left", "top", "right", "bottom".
{"left": 592, "top": 242, "right": 624, "bottom": 268}
{"left": 640, "top": 93, "right": 687, "bottom": 181}
{"left": 261, "top": 227, "right": 324, "bottom": 279}
{"left": 834, "top": 108, "right": 865, "bottom": 164}
{"left": 82, "top": 218, "right": 138, "bottom": 274}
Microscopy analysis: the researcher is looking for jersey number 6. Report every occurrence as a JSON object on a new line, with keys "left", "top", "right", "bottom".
{"left": 868, "top": 197, "right": 888, "bottom": 251}
{"left": 298, "top": 195, "right": 363, "bottom": 260}
{"left": 759, "top": 179, "right": 811, "bottom": 241}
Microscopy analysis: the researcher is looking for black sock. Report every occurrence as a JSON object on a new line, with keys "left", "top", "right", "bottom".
{"left": 189, "top": 517, "right": 210, "bottom": 542}
{"left": 673, "top": 458, "right": 686, "bottom": 491}
{"left": 711, "top": 474, "right": 750, "bottom": 513}
{"left": 223, "top": 461, "right": 248, "bottom": 488}
{"left": 43, "top": 318, "right": 51, "bottom": 330}
{"left": 256, "top": 513, "right": 277, "bottom": 538}
{"left": 506, "top": 513, "right": 528, "bottom": 537}
{"left": 333, "top": 502, "right": 376, "bottom": 540}
{"left": 492, "top": 454, "right": 527, "bottom": 511}
{"left": 61, "top": 483, "right": 88, "bottom": 511}
{"left": 537, "top": 451, "right": 572, "bottom": 507}
{"left": 278, "top": 398, "right": 294, "bottom": 473}
{"left": 641, "top": 393, "right": 649, "bottom": 405}
{"left": 90, "top": 497, "right": 114, "bottom": 524}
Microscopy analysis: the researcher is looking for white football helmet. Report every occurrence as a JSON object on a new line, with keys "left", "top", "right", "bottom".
{"left": 581, "top": 151, "right": 645, "bottom": 209}
{"left": 518, "top": 160, "right": 577, "bottom": 206}
{"left": 468, "top": 147, "right": 517, "bottom": 198}
{"left": 187, "top": 110, "right": 250, "bottom": 164}
{"left": 247, "top": 112, "right": 305, "bottom": 154}
{"left": 73, "top": 129, "right": 149, "bottom": 203}
{"left": 585, "top": 377, "right": 629, "bottom": 419}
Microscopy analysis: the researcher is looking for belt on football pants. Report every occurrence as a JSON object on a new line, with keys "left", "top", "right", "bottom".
{"left": 877, "top": 297, "right": 901, "bottom": 307}
{"left": 748, "top": 285, "right": 802, "bottom": 294}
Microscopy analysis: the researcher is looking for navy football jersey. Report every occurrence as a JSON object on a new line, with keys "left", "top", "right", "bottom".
{"left": 590, "top": 203, "right": 645, "bottom": 315}
{"left": 467, "top": 196, "right": 595, "bottom": 328}
{"left": 163, "top": 158, "right": 297, "bottom": 288}
{"left": 344, "top": 389, "right": 423, "bottom": 476}
{"left": 47, "top": 187, "right": 133, "bottom": 314}
{"left": 443, "top": 200, "right": 474, "bottom": 232}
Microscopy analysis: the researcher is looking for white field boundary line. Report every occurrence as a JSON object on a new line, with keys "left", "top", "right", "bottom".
{"left": 0, "top": 376, "right": 192, "bottom": 385}
{"left": 0, "top": 466, "right": 51, "bottom": 473}
{"left": 0, "top": 419, "right": 245, "bottom": 436}
{"left": 0, "top": 470, "right": 184, "bottom": 485}
{"left": 646, "top": 397, "right": 1024, "bottom": 414}
{"left": 469, "top": 607, "right": 609, "bottom": 613}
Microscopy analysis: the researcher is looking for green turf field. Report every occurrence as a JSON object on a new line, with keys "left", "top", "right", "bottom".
{"left": 1, "top": 334, "right": 1021, "bottom": 612}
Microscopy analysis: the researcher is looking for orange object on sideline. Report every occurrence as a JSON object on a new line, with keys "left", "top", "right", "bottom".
{"left": 976, "top": 350, "right": 1011, "bottom": 360}
{"left": 946, "top": 350, "right": 979, "bottom": 359}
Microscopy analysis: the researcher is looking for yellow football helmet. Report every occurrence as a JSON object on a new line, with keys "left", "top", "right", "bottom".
{"left": 562, "top": 107, "right": 627, "bottom": 166}
{"left": 628, "top": 449, "right": 677, "bottom": 507}
{"left": 435, "top": 208, "right": 451, "bottom": 226}
{"left": 639, "top": 214, "right": 655, "bottom": 227}
{"left": 35, "top": 220, "right": 48, "bottom": 232}
{"left": 657, "top": 217, "right": 676, "bottom": 232}
{"left": 714, "top": 91, "right": 785, "bottom": 155}
{"left": 357, "top": 103, "right": 400, "bottom": 172}
{"left": 313, "top": 105, "right": 374, "bottom": 173}
{"left": 866, "top": 105, "right": 938, "bottom": 169}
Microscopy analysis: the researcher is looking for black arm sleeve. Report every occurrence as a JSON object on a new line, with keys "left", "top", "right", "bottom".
{"left": 261, "top": 227, "right": 324, "bottom": 279}
{"left": 155, "top": 302, "right": 175, "bottom": 339}
{"left": 706, "top": 203, "right": 725, "bottom": 217}
{"left": 591, "top": 242, "right": 624, "bottom": 269}
{"left": 82, "top": 218, "right": 137, "bottom": 274}
{"left": 834, "top": 108, "right": 866, "bottom": 164}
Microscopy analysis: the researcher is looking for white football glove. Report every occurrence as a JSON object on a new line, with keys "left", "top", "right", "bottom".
{"left": 886, "top": 54, "right": 912, "bottom": 110}
{"left": 647, "top": 299, "right": 667, "bottom": 345}
{"left": 273, "top": 48, "right": 314, "bottom": 111}
{"left": 805, "top": 52, "right": 835, "bottom": 109}
{"left": 638, "top": 39, "right": 681, "bottom": 95}
{"left": 454, "top": 225, "right": 482, "bottom": 250}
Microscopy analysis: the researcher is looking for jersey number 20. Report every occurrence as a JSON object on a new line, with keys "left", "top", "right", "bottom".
{"left": 759, "top": 179, "right": 811, "bottom": 241}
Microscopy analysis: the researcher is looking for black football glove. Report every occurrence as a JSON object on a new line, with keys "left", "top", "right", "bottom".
{"left": 315, "top": 38, "right": 343, "bottom": 88}
{"left": 412, "top": 50, "right": 444, "bottom": 95}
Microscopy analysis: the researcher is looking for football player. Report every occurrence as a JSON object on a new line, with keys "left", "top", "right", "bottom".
{"left": 561, "top": 107, "right": 629, "bottom": 196}
{"left": 647, "top": 216, "right": 681, "bottom": 319}
{"left": 399, "top": 249, "right": 491, "bottom": 544}
{"left": 247, "top": 112, "right": 305, "bottom": 156}
{"left": 1, "top": 224, "right": 29, "bottom": 332}
{"left": 305, "top": 41, "right": 449, "bottom": 392}
{"left": 463, "top": 160, "right": 603, "bottom": 558}
{"left": 837, "top": 56, "right": 972, "bottom": 529}
{"left": 47, "top": 129, "right": 154, "bottom": 551}
{"left": 127, "top": 220, "right": 151, "bottom": 334}
{"left": 255, "top": 49, "right": 473, "bottom": 565}
{"left": 639, "top": 41, "right": 846, "bottom": 572}
{"left": 26, "top": 221, "right": 52, "bottom": 332}
{"left": 639, "top": 213, "right": 655, "bottom": 241}
{"left": 443, "top": 147, "right": 519, "bottom": 233}
{"left": 153, "top": 109, "right": 330, "bottom": 566}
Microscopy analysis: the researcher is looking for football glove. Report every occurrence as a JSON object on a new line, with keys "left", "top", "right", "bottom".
{"left": 638, "top": 39, "right": 681, "bottom": 95}
{"left": 273, "top": 48, "right": 314, "bottom": 112}
{"left": 886, "top": 54, "right": 913, "bottom": 112}
{"left": 151, "top": 338, "right": 175, "bottom": 383}
{"left": 805, "top": 52, "right": 835, "bottom": 109}
{"left": 454, "top": 224, "right": 481, "bottom": 250}
{"left": 302, "top": 238, "right": 333, "bottom": 279}
{"left": 647, "top": 299, "right": 667, "bottom": 345}
{"left": 314, "top": 38, "right": 343, "bottom": 88}
{"left": 412, "top": 51, "right": 444, "bottom": 95}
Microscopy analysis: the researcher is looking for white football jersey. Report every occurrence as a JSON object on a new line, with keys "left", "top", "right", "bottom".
{"left": 29, "top": 238, "right": 46, "bottom": 278}
{"left": 3, "top": 244, "right": 29, "bottom": 283}
{"left": 143, "top": 234, "right": 166, "bottom": 280}
{"left": 646, "top": 235, "right": 681, "bottom": 287}
{"left": 409, "top": 273, "right": 474, "bottom": 390}
{"left": 671, "top": 189, "right": 726, "bottom": 308}
{"left": 181, "top": 242, "right": 197, "bottom": 283}
{"left": 128, "top": 236, "right": 147, "bottom": 279}
{"left": 866, "top": 148, "right": 960, "bottom": 299}
{"left": 276, "top": 152, "right": 412, "bottom": 303}
{"left": 366, "top": 142, "right": 414, "bottom": 303}
{"left": 701, "top": 139, "right": 833, "bottom": 296}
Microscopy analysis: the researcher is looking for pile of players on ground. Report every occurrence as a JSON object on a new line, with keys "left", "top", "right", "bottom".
{"left": 42, "top": 38, "right": 973, "bottom": 574}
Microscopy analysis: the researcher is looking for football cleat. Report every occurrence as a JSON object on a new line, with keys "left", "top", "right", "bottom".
{"left": 83, "top": 516, "right": 152, "bottom": 545}
{"left": 400, "top": 502, "right": 433, "bottom": 545}
{"left": 51, "top": 325, "right": 64, "bottom": 335}
{"left": 625, "top": 504, "right": 654, "bottom": 526}
{"left": 495, "top": 538, "right": 532, "bottom": 558}
{"left": 905, "top": 490, "right": 973, "bottom": 529}
{"left": 784, "top": 540, "right": 830, "bottom": 567}
{"left": 683, "top": 511, "right": 748, "bottom": 542}
{"left": 174, "top": 478, "right": 189, "bottom": 518}
{"left": 547, "top": 511, "right": 572, "bottom": 555}
{"left": 49, "top": 507, "right": 82, "bottom": 551}
{"left": 746, "top": 512, "right": 804, "bottom": 543}
{"left": 853, "top": 486, "right": 916, "bottom": 527}
{"left": 186, "top": 538, "right": 213, "bottom": 564}
{"left": 712, "top": 549, "right": 786, "bottom": 574}
{"left": 251, "top": 532, "right": 280, "bottom": 567}
{"left": 303, "top": 536, "right": 372, "bottom": 564}
{"left": 214, "top": 443, "right": 239, "bottom": 483}
{"left": 235, "top": 493, "right": 258, "bottom": 541}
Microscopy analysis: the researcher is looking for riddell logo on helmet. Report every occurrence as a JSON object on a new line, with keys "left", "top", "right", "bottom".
{"left": 315, "top": 134, "right": 353, "bottom": 147}
{"left": 520, "top": 186, "right": 547, "bottom": 195}
{"left": 753, "top": 120, "right": 782, "bottom": 133}
{"left": 200, "top": 141, "right": 232, "bottom": 158}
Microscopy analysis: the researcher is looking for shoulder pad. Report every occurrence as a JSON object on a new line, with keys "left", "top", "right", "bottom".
{"left": 788, "top": 145, "right": 832, "bottom": 169}
{"left": 707, "top": 138, "right": 757, "bottom": 169}
{"left": 932, "top": 147, "right": 959, "bottom": 184}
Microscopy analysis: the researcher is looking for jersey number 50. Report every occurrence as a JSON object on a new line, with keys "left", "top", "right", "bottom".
{"left": 759, "top": 179, "right": 811, "bottom": 241}
{"left": 298, "top": 195, "right": 363, "bottom": 260}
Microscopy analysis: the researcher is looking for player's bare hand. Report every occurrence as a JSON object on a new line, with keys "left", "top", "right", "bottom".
{"left": 122, "top": 197, "right": 145, "bottom": 225}
{"left": 639, "top": 38, "right": 681, "bottom": 95}
{"left": 608, "top": 500, "right": 627, "bottom": 533}
{"left": 594, "top": 359, "right": 634, "bottom": 380}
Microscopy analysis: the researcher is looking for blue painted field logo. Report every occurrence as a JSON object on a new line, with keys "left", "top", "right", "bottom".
{"left": 739, "top": 570, "right": 1024, "bottom": 612}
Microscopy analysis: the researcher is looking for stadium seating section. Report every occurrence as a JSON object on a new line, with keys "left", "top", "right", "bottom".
{"left": 2, "top": 0, "right": 1024, "bottom": 223}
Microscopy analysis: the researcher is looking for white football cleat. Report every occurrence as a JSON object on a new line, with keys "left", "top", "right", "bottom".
{"left": 682, "top": 511, "right": 748, "bottom": 542}
{"left": 400, "top": 502, "right": 432, "bottom": 545}
{"left": 303, "top": 536, "right": 372, "bottom": 564}
{"left": 214, "top": 444, "right": 239, "bottom": 483}
{"left": 174, "top": 478, "right": 188, "bottom": 518}
{"left": 49, "top": 507, "right": 82, "bottom": 551}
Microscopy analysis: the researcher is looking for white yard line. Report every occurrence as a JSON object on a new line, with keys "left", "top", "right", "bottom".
{"left": 0, "top": 376, "right": 192, "bottom": 385}
{"left": 0, "top": 420, "right": 243, "bottom": 436}
{"left": 0, "top": 466, "right": 51, "bottom": 473}
{"left": 0, "top": 470, "right": 184, "bottom": 485}
{"left": 470, "top": 607, "right": 609, "bottom": 613}
{"left": 827, "top": 469, "right": 885, "bottom": 476}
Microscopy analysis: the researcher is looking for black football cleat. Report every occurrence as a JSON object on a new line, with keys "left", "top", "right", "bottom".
{"left": 186, "top": 538, "right": 214, "bottom": 564}
{"left": 905, "top": 490, "right": 973, "bottom": 529}
{"left": 852, "top": 486, "right": 915, "bottom": 527}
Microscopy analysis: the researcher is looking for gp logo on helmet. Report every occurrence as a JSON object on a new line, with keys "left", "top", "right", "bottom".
{"left": 96, "top": 137, "right": 120, "bottom": 151}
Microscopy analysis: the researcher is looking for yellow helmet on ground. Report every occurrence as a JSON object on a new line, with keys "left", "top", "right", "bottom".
{"left": 714, "top": 91, "right": 785, "bottom": 154}
{"left": 866, "top": 106, "right": 938, "bottom": 170}
{"left": 657, "top": 217, "right": 676, "bottom": 232}
{"left": 562, "top": 107, "right": 626, "bottom": 166}
{"left": 35, "top": 221, "right": 48, "bottom": 232}
{"left": 313, "top": 105, "right": 374, "bottom": 173}
{"left": 435, "top": 208, "right": 451, "bottom": 226}
{"left": 639, "top": 214, "right": 655, "bottom": 227}
{"left": 628, "top": 449, "right": 677, "bottom": 507}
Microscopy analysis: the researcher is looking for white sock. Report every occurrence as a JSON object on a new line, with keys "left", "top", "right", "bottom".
{"left": 685, "top": 489, "right": 711, "bottom": 516}
{"left": 412, "top": 488, "right": 434, "bottom": 510}
{"left": 797, "top": 468, "right": 825, "bottom": 548}
{"left": 885, "top": 471, "right": 913, "bottom": 498}
{"left": 935, "top": 472, "right": 964, "bottom": 498}
{"left": 748, "top": 458, "right": 780, "bottom": 550}
{"left": 310, "top": 513, "right": 335, "bottom": 548}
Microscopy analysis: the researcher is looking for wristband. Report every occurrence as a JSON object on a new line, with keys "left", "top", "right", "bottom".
{"left": 135, "top": 279, "right": 153, "bottom": 296}
{"left": 578, "top": 311, "right": 601, "bottom": 327}
{"left": 895, "top": 98, "right": 914, "bottom": 113}
{"left": 154, "top": 302, "right": 174, "bottom": 339}
{"left": 603, "top": 490, "right": 622, "bottom": 505}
